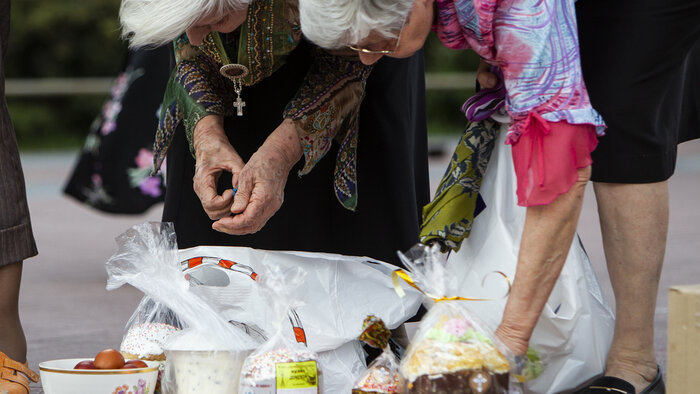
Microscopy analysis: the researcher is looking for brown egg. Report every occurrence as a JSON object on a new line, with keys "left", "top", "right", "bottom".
{"left": 93, "top": 349, "right": 125, "bottom": 369}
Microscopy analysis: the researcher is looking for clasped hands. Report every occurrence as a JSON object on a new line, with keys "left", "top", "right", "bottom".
{"left": 192, "top": 115, "right": 302, "bottom": 234}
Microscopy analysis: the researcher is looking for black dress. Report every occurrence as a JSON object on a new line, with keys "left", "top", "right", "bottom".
{"left": 162, "top": 41, "right": 430, "bottom": 268}
{"left": 64, "top": 46, "right": 171, "bottom": 213}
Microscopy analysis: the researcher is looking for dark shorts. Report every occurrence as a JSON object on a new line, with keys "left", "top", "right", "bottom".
{"left": 577, "top": 0, "right": 700, "bottom": 183}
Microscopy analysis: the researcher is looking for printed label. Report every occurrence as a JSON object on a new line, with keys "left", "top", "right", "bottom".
{"left": 276, "top": 360, "right": 318, "bottom": 393}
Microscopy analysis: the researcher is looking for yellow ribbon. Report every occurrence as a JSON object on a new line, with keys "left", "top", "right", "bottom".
{"left": 392, "top": 269, "right": 511, "bottom": 302}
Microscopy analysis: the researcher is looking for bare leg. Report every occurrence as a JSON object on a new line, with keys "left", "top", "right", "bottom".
{"left": 593, "top": 181, "right": 667, "bottom": 391}
{"left": 496, "top": 166, "right": 590, "bottom": 354}
{"left": 0, "top": 261, "right": 27, "bottom": 363}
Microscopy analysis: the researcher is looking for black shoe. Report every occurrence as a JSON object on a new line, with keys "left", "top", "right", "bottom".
{"left": 575, "top": 366, "right": 664, "bottom": 394}
{"left": 639, "top": 366, "right": 664, "bottom": 394}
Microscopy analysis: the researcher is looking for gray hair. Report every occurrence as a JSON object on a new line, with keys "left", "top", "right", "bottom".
{"left": 120, "top": 0, "right": 251, "bottom": 48}
{"left": 299, "top": 0, "right": 413, "bottom": 49}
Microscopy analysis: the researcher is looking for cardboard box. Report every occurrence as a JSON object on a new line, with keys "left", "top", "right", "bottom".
{"left": 667, "top": 284, "right": 700, "bottom": 394}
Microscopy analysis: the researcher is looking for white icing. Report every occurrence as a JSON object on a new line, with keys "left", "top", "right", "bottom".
{"left": 120, "top": 323, "right": 179, "bottom": 358}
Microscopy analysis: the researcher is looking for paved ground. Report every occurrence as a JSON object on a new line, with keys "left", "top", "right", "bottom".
{"left": 17, "top": 138, "right": 700, "bottom": 392}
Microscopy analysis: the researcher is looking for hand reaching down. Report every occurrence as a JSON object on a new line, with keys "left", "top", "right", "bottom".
{"left": 192, "top": 115, "right": 246, "bottom": 220}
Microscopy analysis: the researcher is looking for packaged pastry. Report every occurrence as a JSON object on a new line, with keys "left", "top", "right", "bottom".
{"left": 105, "top": 222, "right": 259, "bottom": 394}
{"left": 120, "top": 297, "right": 182, "bottom": 361}
{"left": 120, "top": 321, "right": 179, "bottom": 361}
{"left": 396, "top": 244, "right": 511, "bottom": 394}
{"left": 401, "top": 312, "right": 510, "bottom": 393}
{"left": 239, "top": 265, "right": 321, "bottom": 393}
{"left": 351, "top": 316, "right": 403, "bottom": 394}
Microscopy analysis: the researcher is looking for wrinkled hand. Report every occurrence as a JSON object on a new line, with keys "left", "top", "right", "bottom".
{"left": 476, "top": 59, "right": 499, "bottom": 89}
{"left": 193, "top": 115, "right": 245, "bottom": 220}
{"left": 495, "top": 324, "right": 530, "bottom": 356}
{"left": 212, "top": 119, "right": 303, "bottom": 235}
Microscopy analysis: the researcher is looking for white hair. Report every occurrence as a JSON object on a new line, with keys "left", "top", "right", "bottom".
{"left": 120, "top": 0, "right": 251, "bottom": 48}
{"left": 299, "top": 0, "right": 413, "bottom": 49}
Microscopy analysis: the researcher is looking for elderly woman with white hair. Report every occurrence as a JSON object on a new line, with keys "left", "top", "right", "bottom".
{"left": 298, "top": 0, "right": 610, "bottom": 375}
{"left": 118, "top": 0, "right": 430, "bottom": 268}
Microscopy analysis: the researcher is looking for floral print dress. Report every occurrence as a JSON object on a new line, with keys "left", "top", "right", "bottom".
{"left": 63, "top": 46, "right": 171, "bottom": 214}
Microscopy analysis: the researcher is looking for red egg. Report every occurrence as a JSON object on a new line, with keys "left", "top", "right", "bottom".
{"left": 93, "top": 349, "right": 125, "bottom": 369}
{"left": 74, "top": 360, "right": 96, "bottom": 370}
{"left": 122, "top": 360, "right": 148, "bottom": 369}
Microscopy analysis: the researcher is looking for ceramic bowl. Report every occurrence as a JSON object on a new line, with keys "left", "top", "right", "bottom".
{"left": 39, "top": 358, "right": 159, "bottom": 394}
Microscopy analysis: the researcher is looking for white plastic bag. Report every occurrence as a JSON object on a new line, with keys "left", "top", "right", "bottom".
{"left": 317, "top": 341, "right": 366, "bottom": 394}
{"left": 176, "top": 246, "right": 424, "bottom": 353}
{"left": 105, "top": 222, "right": 259, "bottom": 394}
{"left": 177, "top": 246, "right": 423, "bottom": 393}
{"left": 447, "top": 125, "right": 615, "bottom": 393}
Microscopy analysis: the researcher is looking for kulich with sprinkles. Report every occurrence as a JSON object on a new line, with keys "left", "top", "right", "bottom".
{"left": 352, "top": 315, "right": 404, "bottom": 394}
{"left": 120, "top": 322, "right": 180, "bottom": 361}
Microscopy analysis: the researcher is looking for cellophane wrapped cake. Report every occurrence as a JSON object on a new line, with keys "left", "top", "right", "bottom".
{"left": 397, "top": 244, "right": 511, "bottom": 394}
{"left": 351, "top": 316, "right": 403, "bottom": 394}
{"left": 238, "top": 265, "right": 321, "bottom": 393}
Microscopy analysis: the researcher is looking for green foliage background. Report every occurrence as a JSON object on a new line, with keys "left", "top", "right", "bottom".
{"left": 5, "top": 1, "right": 479, "bottom": 150}
{"left": 7, "top": 0, "right": 125, "bottom": 149}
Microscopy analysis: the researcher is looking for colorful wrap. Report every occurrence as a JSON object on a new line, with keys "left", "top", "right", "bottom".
{"left": 282, "top": 47, "right": 372, "bottom": 210}
{"left": 358, "top": 316, "right": 392, "bottom": 350}
{"left": 419, "top": 118, "right": 500, "bottom": 251}
{"left": 419, "top": 70, "right": 507, "bottom": 250}
{"left": 433, "top": 0, "right": 606, "bottom": 144}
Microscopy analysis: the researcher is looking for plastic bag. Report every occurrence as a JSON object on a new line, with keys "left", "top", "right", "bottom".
{"left": 176, "top": 246, "right": 424, "bottom": 354}
{"left": 238, "top": 265, "right": 322, "bottom": 393}
{"left": 318, "top": 341, "right": 366, "bottom": 393}
{"left": 352, "top": 316, "right": 404, "bottom": 394}
{"left": 178, "top": 246, "right": 418, "bottom": 393}
{"left": 397, "top": 244, "right": 512, "bottom": 394}
{"left": 447, "top": 124, "right": 614, "bottom": 393}
{"left": 105, "top": 222, "right": 259, "bottom": 394}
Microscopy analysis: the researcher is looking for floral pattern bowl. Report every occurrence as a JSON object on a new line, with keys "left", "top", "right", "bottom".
{"left": 39, "top": 358, "right": 158, "bottom": 394}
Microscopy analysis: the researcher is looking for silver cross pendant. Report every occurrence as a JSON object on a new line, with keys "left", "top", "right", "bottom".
{"left": 233, "top": 94, "right": 246, "bottom": 116}
{"left": 220, "top": 63, "right": 250, "bottom": 117}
